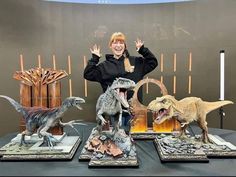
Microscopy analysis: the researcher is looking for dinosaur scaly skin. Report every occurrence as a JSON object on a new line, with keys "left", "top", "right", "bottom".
{"left": 147, "top": 95, "right": 234, "bottom": 143}
{"left": 96, "top": 77, "right": 136, "bottom": 135}
{"left": 0, "top": 95, "right": 85, "bottom": 147}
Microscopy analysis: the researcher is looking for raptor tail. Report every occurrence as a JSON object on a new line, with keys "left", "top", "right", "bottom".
{"left": 203, "top": 100, "right": 233, "bottom": 114}
{"left": 0, "top": 95, "right": 23, "bottom": 113}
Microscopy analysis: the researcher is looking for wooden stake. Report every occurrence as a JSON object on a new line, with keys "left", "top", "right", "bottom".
{"left": 69, "top": 79, "right": 72, "bottom": 97}
{"left": 189, "top": 52, "right": 192, "bottom": 72}
{"left": 146, "top": 77, "right": 149, "bottom": 94}
{"left": 38, "top": 55, "right": 41, "bottom": 68}
{"left": 188, "top": 75, "right": 192, "bottom": 94}
{"left": 160, "top": 53, "right": 163, "bottom": 72}
{"left": 160, "top": 76, "right": 163, "bottom": 84}
{"left": 68, "top": 55, "right": 71, "bottom": 74}
{"left": 173, "top": 75, "right": 176, "bottom": 94}
{"left": 52, "top": 54, "right": 56, "bottom": 70}
{"left": 173, "top": 53, "right": 176, "bottom": 72}
{"left": 20, "top": 54, "right": 24, "bottom": 71}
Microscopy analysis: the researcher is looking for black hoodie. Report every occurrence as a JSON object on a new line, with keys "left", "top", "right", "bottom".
{"left": 83, "top": 45, "right": 158, "bottom": 101}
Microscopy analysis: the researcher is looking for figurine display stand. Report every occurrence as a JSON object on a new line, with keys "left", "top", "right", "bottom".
{"left": 130, "top": 78, "right": 180, "bottom": 139}
{"left": 0, "top": 67, "right": 81, "bottom": 161}
{"left": 79, "top": 125, "right": 138, "bottom": 167}
{"left": 0, "top": 133, "right": 81, "bottom": 160}
{"left": 154, "top": 133, "right": 236, "bottom": 163}
{"left": 147, "top": 94, "right": 235, "bottom": 163}
{"left": 79, "top": 78, "right": 138, "bottom": 167}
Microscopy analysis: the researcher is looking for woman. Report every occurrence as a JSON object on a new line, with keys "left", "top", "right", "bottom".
{"left": 84, "top": 32, "right": 158, "bottom": 130}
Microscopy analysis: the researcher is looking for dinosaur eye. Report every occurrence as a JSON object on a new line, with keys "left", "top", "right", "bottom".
{"left": 162, "top": 99, "right": 166, "bottom": 104}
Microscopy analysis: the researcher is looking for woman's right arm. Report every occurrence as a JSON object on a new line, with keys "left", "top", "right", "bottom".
{"left": 83, "top": 44, "right": 102, "bottom": 82}
{"left": 83, "top": 54, "right": 102, "bottom": 82}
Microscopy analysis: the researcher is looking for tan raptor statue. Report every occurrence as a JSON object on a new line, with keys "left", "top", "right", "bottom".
{"left": 147, "top": 95, "right": 234, "bottom": 143}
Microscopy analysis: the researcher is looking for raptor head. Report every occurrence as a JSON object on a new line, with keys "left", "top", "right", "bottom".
{"left": 62, "top": 97, "right": 85, "bottom": 110}
{"left": 147, "top": 95, "right": 183, "bottom": 124}
{"left": 110, "top": 77, "right": 136, "bottom": 108}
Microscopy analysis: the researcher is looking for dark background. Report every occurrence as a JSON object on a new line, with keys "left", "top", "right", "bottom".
{"left": 0, "top": 0, "right": 235, "bottom": 136}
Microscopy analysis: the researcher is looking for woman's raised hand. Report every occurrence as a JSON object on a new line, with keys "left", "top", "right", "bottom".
{"left": 90, "top": 44, "right": 102, "bottom": 57}
{"left": 135, "top": 38, "right": 144, "bottom": 51}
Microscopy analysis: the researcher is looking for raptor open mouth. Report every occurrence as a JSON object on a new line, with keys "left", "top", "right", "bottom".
{"left": 117, "top": 88, "right": 129, "bottom": 108}
{"left": 154, "top": 108, "right": 169, "bottom": 124}
{"left": 75, "top": 99, "right": 85, "bottom": 110}
{"left": 75, "top": 105, "right": 83, "bottom": 110}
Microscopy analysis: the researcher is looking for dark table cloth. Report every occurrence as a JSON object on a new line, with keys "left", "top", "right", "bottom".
{"left": 0, "top": 122, "right": 236, "bottom": 176}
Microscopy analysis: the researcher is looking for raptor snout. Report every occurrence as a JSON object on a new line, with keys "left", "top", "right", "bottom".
{"left": 75, "top": 98, "right": 85, "bottom": 110}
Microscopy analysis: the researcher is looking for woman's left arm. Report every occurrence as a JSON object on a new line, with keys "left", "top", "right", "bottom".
{"left": 138, "top": 45, "right": 158, "bottom": 75}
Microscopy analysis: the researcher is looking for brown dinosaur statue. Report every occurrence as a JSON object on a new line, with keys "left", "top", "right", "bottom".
{"left": 147, "top": 95, "right": 234, "bottom": 143}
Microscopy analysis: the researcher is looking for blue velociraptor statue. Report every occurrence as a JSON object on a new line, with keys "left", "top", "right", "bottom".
{"left": 96, "top": 77, "right": 136, "bottom": 135}
{"left": 0, "top": 95, "right": 85, "bottom": 147}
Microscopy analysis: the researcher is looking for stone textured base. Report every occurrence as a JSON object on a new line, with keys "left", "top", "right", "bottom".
{"left": 131, "top": 129, "right": 180, "bottom": 140}
{"left": 154, "top": 134, "right": 236, "bottom": 163}
{"left": 79, "top": 127, "right": 139, "bottom": 167}
{"left": 89, "top": 156, "right": 138, "bottom": 167}
{"left": 0, "top": 134, "right": 81, "bottom": 161}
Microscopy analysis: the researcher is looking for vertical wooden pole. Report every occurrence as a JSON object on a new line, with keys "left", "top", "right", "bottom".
{"left": 160, "top": 53, "right": 164, "bottom": 72}
{"left": 173, "top": 53, "right": 176, "bottom": 72}
{"left": 188, "top": 75, "right": 192, "bottom": 94}
{"left": 173, "top": 53, "right": 177, "bottom": 94}
{"left": 160, "top": 53, "right": 164, "bottom": 86}
{"left": 48, "top": 54, "right": 63, "bottom": 135}
{"left": 173, "top": 76, "right": 176, "bottom": 95}
{"left": 188, "top": 52, "right": 192, "bottom": 94}
{"left": 19, "top": 54, "right": 32, "bottom": 131}
{"left": 146, "top": 77, "right": 149, "bottom": 94}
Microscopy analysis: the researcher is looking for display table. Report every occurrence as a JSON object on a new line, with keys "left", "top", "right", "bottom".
{"left": 0, "top": 122, "right": 236, "bottom": 176}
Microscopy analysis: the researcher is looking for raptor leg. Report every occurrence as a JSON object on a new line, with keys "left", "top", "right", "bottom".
{"left": 112, "top": 113, "right": 120, "bottom": 136}
{"left": 97, "top": 112, "right": 107, "bottom": 126}
{"left": 39, "top": 125, "right": 60, "bottom": 147}
{"left": 20, "top": 131, "right": 27, "bottom": 146}
{"left": 20, "top": 130, "right": 33, "bottom": 146}
{"left": 37, "top": 125, "right": 44, "bottom": 138}
{"left": 197, "top": 119, "right": 213, "bottom": 144}
{"left": 96, "top": 112, "right": 107, "bottom": 134}
{"left": 176, "top": 124, "right": 188, "bottom": 139}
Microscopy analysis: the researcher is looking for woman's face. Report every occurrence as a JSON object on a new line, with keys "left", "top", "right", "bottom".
{"left": 110, "top": 40, "right": 125, "bottom": 58}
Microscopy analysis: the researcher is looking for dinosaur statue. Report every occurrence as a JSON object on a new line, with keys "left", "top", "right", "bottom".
{"left": 0, "top": 95, "right": 85, "bottom": 147}
{"left": 96, "top": 77, "right": 136, "bottom": 135}
{"left": 147, "top": 95, "right": 234, "bottom": 143}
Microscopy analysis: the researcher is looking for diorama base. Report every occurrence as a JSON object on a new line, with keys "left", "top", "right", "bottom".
{"left": 79, "top": 127, "right": 138, "bottom": 167}
{"left": 154, "top": 133, "right": 236, "bottom": 163}
{"left": 131, "top": 128, "right": 178, "bottom": 140}
{"left": 0, "top": 133, "right": 81, "bottom": 161}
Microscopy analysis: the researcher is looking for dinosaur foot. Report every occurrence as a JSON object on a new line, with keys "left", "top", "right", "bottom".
{"left": 19, "top": 141, "right": 30, "bottom": 147}
{"left": 43, "top": 135, "right": 61, "bottom": 147}
{"left": 174, "top": 132, "right": 188, "bottom": 139}
{"left": 202, "top": 136, "right": 214, "bottom": 144}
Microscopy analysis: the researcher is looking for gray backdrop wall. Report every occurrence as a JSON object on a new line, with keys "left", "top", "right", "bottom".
{"left": 0, "top": 0, "right": 235, "bottom": 136}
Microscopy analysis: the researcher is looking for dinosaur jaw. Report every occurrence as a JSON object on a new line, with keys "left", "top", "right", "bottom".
{"left": 75, "top": 105, "right": 83, "bottom": 110}
{"left": 153, "top": 108, "right": 170, "bottom": 124}
{"left": 116, "top": 88, "right": 129, "bottom": 108}
{"left": 74, "top": 98, "right": 85, "bottom": 110}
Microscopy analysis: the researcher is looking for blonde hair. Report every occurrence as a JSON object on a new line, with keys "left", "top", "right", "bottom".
{"left": 109, "top": 32, "right": 126, "bottom": 47}
{"left": 109, "top": 32, "right": 134, "bottom": 73}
